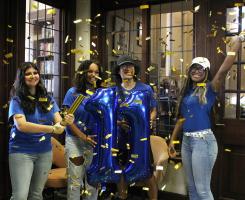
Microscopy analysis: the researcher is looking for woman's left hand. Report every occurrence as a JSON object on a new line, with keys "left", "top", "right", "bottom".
{"left": 63, "top": 114, "right": 74, "bottom": 125}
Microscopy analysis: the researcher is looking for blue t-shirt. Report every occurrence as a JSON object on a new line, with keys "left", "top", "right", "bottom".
{"left": 181, "top": 83, "right": 217, "bottom": 132}
{"left": 8, "top": 96, "right": 60, "bottom": 154}
{"left": 63, "top": 87, "right": 97, "bottom": 137}
{"left": 117, "top": 82, "right": 157, "bottom": 109}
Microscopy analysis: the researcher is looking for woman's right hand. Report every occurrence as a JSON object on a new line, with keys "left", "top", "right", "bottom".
{"left": 52, "top": 122, "right": 65, "bottom": 134}
{"left": 85, "top": 135, "right": 97, "bottom": 147}
{"left": 168, "top": 142, "right": 177, "bottom": 158}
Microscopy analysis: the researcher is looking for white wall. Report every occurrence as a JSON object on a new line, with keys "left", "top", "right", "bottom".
{"left": 75, "top": 0, "right": 91, "bottom": 70}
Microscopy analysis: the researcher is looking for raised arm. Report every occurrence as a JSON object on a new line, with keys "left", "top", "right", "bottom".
{"left": 211, "top": 35, "right": 244, "bottom": 92}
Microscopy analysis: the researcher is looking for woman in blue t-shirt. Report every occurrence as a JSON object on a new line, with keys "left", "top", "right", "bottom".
{"left": 63, "top": 60, "right": 102, "bottom": 200}
{"left": 8, "top": 62, "right": 74, "bottom": 200}
{"left": 113, "top": 55, "right": 157, "bottom": 200}
{"left": 169, "top": 35, "right": 245, "bottom": 200}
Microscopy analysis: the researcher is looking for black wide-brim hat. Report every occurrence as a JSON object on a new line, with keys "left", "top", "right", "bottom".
{"left": 114, "top": 55, "right": 140, "bottom": 75}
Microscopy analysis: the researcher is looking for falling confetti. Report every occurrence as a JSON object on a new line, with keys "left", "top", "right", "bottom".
{"left": 73, "top": 19, "right": 82, "bottom": 24}
{"left": 140, "top": 4, "right": 149, "bottom": 9}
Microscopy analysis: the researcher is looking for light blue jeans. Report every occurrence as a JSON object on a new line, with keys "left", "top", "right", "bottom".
{"left": 9, "top": 151, "right": 52, "bottom": 200}
{"left": 65, "top": 135, "right": 98, "bottom": 200}
{"left": 181, "top": 131, "right": 218, "bottom": 200}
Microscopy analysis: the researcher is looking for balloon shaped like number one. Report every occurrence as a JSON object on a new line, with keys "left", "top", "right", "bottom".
{"left": 118, "top": 90, "right": 152, "bottom": 183}
{"left": 85, "top": 88, "right": 121, "bottom": 185}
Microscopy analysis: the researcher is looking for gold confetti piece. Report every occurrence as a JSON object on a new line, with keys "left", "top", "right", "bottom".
{"left": 61, "top": 76, "right": 69, "bottom": 79}
{"left": 93, "top": 153, "right": 97, "bottom": 156}
{"left": 39, "top": 136, "right": 46, "bottom": 142}
{"left": 94, "top": 75, "right": 102, "bottom": 80}
{"left": 140, "top": 138, "right": 147, "bottom": 141}
{"left": 91, "top": 42, "right": 96, "bottom": 47}
{"left": 216, "top": 47, "right": 224, "bottom": 55}
{"left": 161, "top": 185, "right": 166, "bottom": 191}
{"left": 85, "top": 18, "right": 92, "bottom": 23}
{"left": 73, "top": 19, "right": 82, "bottom": 24}
{"left": 2, "top": 104, "right": 8, "bottom": 109}
{"left": 147, "top": 66, "right": 155, "bottom": 72}
{"left": 172, "top": 66, "right": 177, "bottom": 72}
{"left": 129, "top": 159, "right": 135, "bottom": 163}
{"left": 194, "top": 5, "right": 200, "bottom": 13}
{"left": 95, "top": 13, "right": 101, "bottom": 18}
{"left": 105, "top": 133, "right": 112, "bottom": 139}
{"left": 27, "top": 96, "right": 35, "bottom": 100}
{"left": 86, "top": 90, "right": 94, "bottom": 96}
{"left": 140, "top": 4, "right": 149, "bottom": 9}
{"left": 174, "top": 162, "right": 182, "bottom": 170}
{"left": 106, "top": 39, "right": 109, "bottom": 46}
{"left": 101, "top": 144, "right": 106, "bottom": 148}
{"left": 143, "top": 187, "right": 149, "bottom": 191}
{"left": 224, "top": 148, "right": 231, "bottom": 152}
{"left": 209, "top": 11, "right": 212, "bottom": 17}
{"left": 5, "top": 53, "right": 13, "bottom": 59}
{"left": 65, "top": 35, "right": 69, "bottom": 44}
{"left": 234, "top": 3, "right": 244, "bottom": 7}
{"left": 130, "top": 182, "right": 136, "bottom": 187}
{"left": 71, "top": 49, "right": 83, "bottom": 54}
{"left": 112, "top": 153, "right": 117, "bottom": 157}
{"left": 3, "top": 60, "right": 9, "bottom": 65}
{"left": 145, "top": 36, "right": 151, "bottom": 40}
{"left": 131, "top": 154, "right": 138, "bottom": 158}
{"left": 47, "top": 104, "right": 54, "bottom": 111}
{"left": 197, "top": 83, "right": 206, "bottom": 87}
{"left": 173, "top": 140, "right": 180, "bottom": 144}
{"left": 6, "top": 38, "right": 13, "bottom": 43}
{"left": 10, "top": 132, "right": 15, "bottom": 138}
{"left": 47, "top": 8, "right": 56, "bottom": 15}
{"left": 134, "top": 100, "right": 142, "bottom": 104}
{"left": 39, "top": 97, "right": 48, "bottom": 102}
{"left": 32, "top": 3, "right": 38, "bottom": 9}
{"left": 120, "top": 103, "right": 129, "bottom": 107}
{"left": 126, "top": 143, "right": 130, "bottom": 150}
{"left": 114, "top": 170, "right": 122, "bottom": 174}
{"left": 105, "top": 70, "right": 111, "bottom": 75}
{"left": 61, "top": 61, "right": 67, "bottom": 64}
{"left": 156, "top": 165, "right": 164, "bottom": 170}
{"left": 8, "top": 25, "right": 12, "bottom": 28}
{"left": 112, "top": 49, "right": 117, "bottom": 54}
{"left": 111, "top": 148, "right": 119, "bottom": 152}
{"left": 227, "top": 51, "right": 236, "bottom": 56}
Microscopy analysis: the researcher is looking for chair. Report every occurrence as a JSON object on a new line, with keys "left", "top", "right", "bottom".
{"left": 150, "top": 135, "right": 169, "bottom": 188}
{"left": 45, "top": 137, "right": 67, "bottom": 189}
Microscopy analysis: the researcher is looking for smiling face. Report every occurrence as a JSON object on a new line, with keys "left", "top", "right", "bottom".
{"left": 189, "top": 64, "right": 207, "bottom": 83}
{"left": 86, "top": 63, "right": 99, "bottom": 85}
{"left": 24, "top": 67, "right": 40, "bottom": 89}
{"left": 119, "top": 63, "right": 135, "bottom": 80}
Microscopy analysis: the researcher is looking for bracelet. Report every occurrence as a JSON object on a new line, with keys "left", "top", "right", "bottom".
{"left": 239, "top": 34, "right": 245, "bottom": 42}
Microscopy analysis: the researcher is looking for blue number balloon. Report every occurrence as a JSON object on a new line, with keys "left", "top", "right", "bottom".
{"left": 118, "top": 91, "right": 152, "bottom": 183}
{"left": 85, "top": 88, "right": 121, "bottom": 185}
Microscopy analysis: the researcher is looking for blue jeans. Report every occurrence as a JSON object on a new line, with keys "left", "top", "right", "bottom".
{"left": 181, "top": 132, "right": 218, "bottom": 200}
{"left": 9, "top": 151, "right": 52, "bottom": 200}
{"left": 65, "top": 135, "right": 98, "bottom": 200}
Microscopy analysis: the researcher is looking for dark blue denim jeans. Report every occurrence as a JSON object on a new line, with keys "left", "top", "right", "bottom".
{"left": 181, "top": 131, "right": 218, "bottom": 200}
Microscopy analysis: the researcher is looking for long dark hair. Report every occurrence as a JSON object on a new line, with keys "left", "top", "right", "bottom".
{"left": 175, "top": 67, "right": 212, "bottom": 118}
{"left": 74, "top": 60, "right": 102, "bottom": 93}
{"left": 10, "top": 62, "right": 52, "bottom": 114}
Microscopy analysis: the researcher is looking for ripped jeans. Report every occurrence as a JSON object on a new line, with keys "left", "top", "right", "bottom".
{"left": 65, "top": 135, "right": 98, "bottom": 200}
